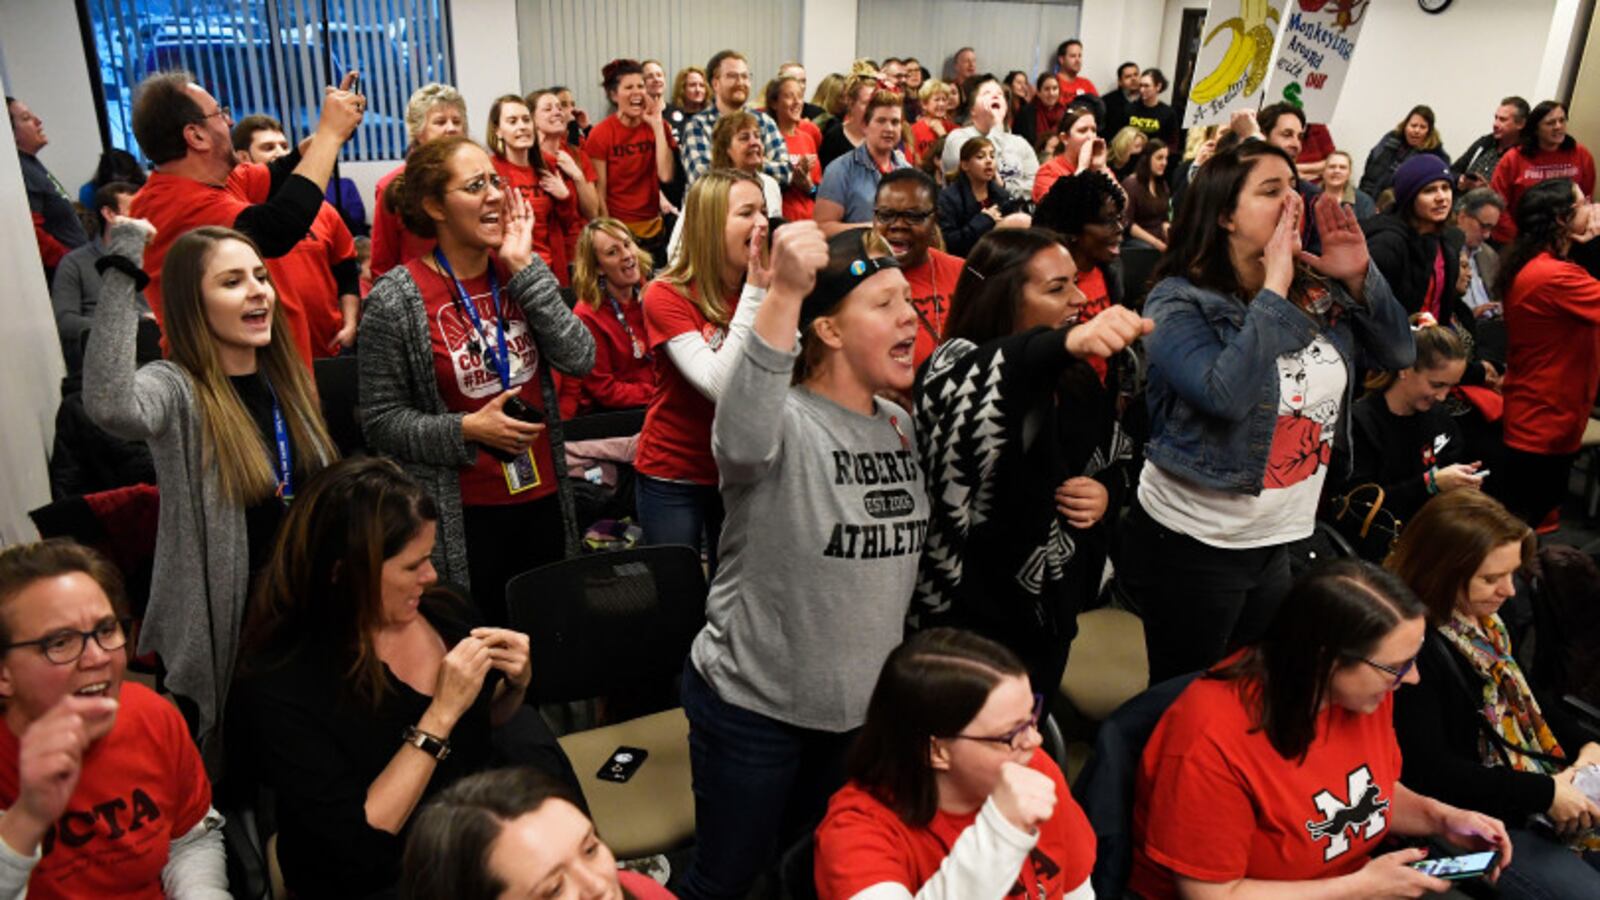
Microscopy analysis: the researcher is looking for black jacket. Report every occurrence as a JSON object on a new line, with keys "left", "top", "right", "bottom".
{"left": 1393, "top": 629, "right": 1584, "bottom": 825}
{"left": 1335, "top": 391, "right": 1465, "bottom": 525}
{"left": 1364, "top": 214, "right": 1485, "bottom": 384}
{"left": 937, "top": 177, "right": 1019, "bottom": 257}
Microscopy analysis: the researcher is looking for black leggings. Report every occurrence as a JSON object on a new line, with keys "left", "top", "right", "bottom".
{"left": 463, "top": 496, "right": 566, "bottom": 626}
{"left": 1119, "top": 499, "right": 1293, "bottom": 684}
{"left": 1491, "top": 447, "right": 1577, "bottom": 528}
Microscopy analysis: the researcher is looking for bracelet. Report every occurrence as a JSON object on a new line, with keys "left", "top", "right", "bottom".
{"left": 95, "top": 255, "right": 151, "bottom": 292}
{"left": 402, "top": 725, "right": 451, "bottom": 761}
{"left": 1425, "top": 467, "right": 1440, "bottom": 496}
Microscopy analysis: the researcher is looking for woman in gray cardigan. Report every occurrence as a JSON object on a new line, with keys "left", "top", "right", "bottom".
{"left": 83, "top": 219, "right": 337, "bottom": 747}
{"left": 359, "top": 135, "right": 594, "bottom": 624}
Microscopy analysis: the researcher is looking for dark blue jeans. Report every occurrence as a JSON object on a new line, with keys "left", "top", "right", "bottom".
{"left": 673, "top": 662, "right": 855, "bottom": 900}
{"left": 636, "top": 474, "right": 725, "bottom": 574}
{"left": 1494, "top": 826, "right": 1600, "bottom": 900}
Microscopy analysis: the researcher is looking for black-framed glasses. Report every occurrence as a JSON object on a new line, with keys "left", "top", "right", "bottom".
{"left": 450, "top": 174, "right": 507, "bottom": 196}
{"left": 3, "top": 617, "right": 133, "bottom": 665}
{"left": 874, "top": 208, "right": 935, "bottom": 226}
{"left": 198, "top": 106, "right": 231, "bottom": 124}
{"left": 946, "top": 693, "right": 1045, "bottom": 751}
{"left": 1354, "top": 653, "right": 1418, "bottom": 687}
{"left": 1468, "top": 215, "right": 1498, "bottom": 233}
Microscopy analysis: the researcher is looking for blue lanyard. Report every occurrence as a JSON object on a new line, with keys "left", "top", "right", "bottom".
{"left": 265, "top": 380, "right": 294, "bottom": 503}
{"left": 434, "top": 249, "right": 511, "bottom": 390}
{"left": 603, "top": 288, "right": 651, "bottom": 361}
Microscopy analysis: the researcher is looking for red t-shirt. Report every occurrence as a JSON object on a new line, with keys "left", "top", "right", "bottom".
{"left": 1033, "top": 154, "right": 1078, "bottom": 204}
{"left": 558, "top": 295, "right": 655, "bottom": 418}
{"left": 130, "top": 167, "right": 316, "bottom": 366}
{"left": 491, "top": 154, "right": 572, "bottom": 281}
{"left": 1056, "top": 74, "right": 1098, "bottom": 99}
{"left": 1130, "top": 674, "right": 1403, "bottom": 898}
{"left": 780, "top": 121, "right": 823, "bottom": 222}
{"left": 911, "top": 118, "right": 956, "bottom": 167}
{"left": 1504, "top": 251, "right": 1600, "bottom": 454}
{"left": 617, "top": 870, "right": 673, "bottom": 898}
{"left": 256, "top": 201, "right": 357, "bottom": 360}
{"left": 635, "top": 280, "right": 739, "bottom": 484}
{"left": 584, "top": 115, "right": 676, "bottom": 223}
{"left": 814, "top": 749, "right": 1095, "bottom": 900}
{"left": 0, "top": 683, "right": 212, "bottom": 900}
{"left": 1490, "top": 143, "right": 1597, "bottom": 243}
{"left": 558, "top": 148, "right": 599, "bottom": 279}
{"left": 370, "top": 163, "right": 437, "bottom": 279}
{"left": 408, "top": 257, "right": 558, "bottom": 506}
{"left": 905, "top": 249, "right": 962, "bottom": 367}
{"left": 1076, "top": 265, "right": 1111, "bottom": 380}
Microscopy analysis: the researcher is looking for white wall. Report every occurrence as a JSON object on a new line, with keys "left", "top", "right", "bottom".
{"left": 0, "top": 0, "right": 104, "bottom": 191}
{"left": 0, "top": 67, "right": 67, "bottom": 545}
{"left": 1328, "top": 0, "right": 1580, "bottom": 183}
{"left": 803, "top": 0, "right": 860, "bottom": 80}
{"left": 1078, "top": 0, "right": 1167, "bottom": 92}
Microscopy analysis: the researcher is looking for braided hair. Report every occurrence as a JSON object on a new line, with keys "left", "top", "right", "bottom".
{"left": 1494, "top": 177, "right": 1580, "bottom": 301}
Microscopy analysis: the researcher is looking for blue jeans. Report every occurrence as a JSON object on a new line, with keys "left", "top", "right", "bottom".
{"left": 673, "top": 661, "right": 855, "bottom": 900}
{"left": 636, "top": 474, "right": 725, "bottom": 574}
{"left": 1493, "top": 826, "right": 1600, "bottom": 900}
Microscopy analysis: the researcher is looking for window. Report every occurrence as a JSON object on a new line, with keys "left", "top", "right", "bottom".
{"left": 80, "top": 0, "right": 455, "bottom": 162}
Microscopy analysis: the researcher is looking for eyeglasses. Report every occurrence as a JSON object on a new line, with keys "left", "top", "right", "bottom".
{"left": 4, "top": 617, "right": 133, "bottom": 665}
{"left": 198, "top": 106, "right": 231, "bottom": 123}
{"left": 1354, "top": 653, "right": 1418, "bottom": 687}
{"left": 1468, "top": 215, "right": 1497, "bottom": 232}
{"left": 449, "top": 174, "right": 507, "bottom": 196}
{"left": 874, "top": 208, "right": 935, "bottom": 226}
{"left": 946, "top": 693, "right": 1045, "bottom": 752}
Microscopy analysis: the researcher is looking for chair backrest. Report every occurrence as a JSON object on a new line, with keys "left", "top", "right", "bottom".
{"left": 1074, "top": 671, "right": 1200, "bottom": 899}
{"left": 313, "top": 355, "right": 363, "bottom": 456}
{"left": 507, "top": 544, "right": 707, "bottom": 705}
{"left": 562, "top": 407, "right": 646, "bottom": 442}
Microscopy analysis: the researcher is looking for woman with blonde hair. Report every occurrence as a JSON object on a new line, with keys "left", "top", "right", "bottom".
{"left": 1321, "top": 149, "right": 1378, "bottom": 221}
{"left": 910, "top": 79, "right": 957, "bottom": 165}
{"left": 668, "top": 66, "right": 711, "bottom": 138}
{"left": 1107, "top": 125, "right": 1148, "bottom": 180}
{"left": 1390, "top": 490, "right": 1600, "bottom": 898}
{"left": 819, "top": 69, "right": 882, "bottom": 169}
{"left": 636, "top": 169, "right": 771, "bottom": 573}
{"left": 373, "top": 82, "right": 468, "bottom": 278}
{"left": 666, "top": 113, "right": 783, "bottom": 261}
{"left": 810, "top": 72, "right": 846, "bottom": 127}
{"left": 558, "top": 218, "right": 657, "bottom": 417}
{"left": 85, "top": 219, "right": 337, "bottom": 743}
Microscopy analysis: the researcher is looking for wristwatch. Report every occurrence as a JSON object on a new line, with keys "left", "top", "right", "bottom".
{"left": 402, "top": 725, "right": 451, "bottom": 760}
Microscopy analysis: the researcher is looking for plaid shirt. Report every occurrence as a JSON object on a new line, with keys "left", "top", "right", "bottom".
{"left": 680, "top": 106, "right": 794, "bottom": 186}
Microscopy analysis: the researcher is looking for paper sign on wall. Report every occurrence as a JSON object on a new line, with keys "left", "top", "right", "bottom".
{"left": 1260, "top": 0, "right": 1369, "bottom": 123}
{"left": 1183, "top": 0, "right": 1286, "bottom": 128}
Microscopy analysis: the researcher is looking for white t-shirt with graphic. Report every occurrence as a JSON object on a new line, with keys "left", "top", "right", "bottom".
{"left": 1140, "top": 335, "right": 1346, "bottom": 549}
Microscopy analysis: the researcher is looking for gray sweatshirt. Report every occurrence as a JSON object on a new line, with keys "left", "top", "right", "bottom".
{"left": 691, "top": 333, "right": 928, "bottom": 732}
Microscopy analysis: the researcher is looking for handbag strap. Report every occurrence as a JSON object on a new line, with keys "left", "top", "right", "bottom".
{"left": 1429, "top": 631, "right": 1567, "bottom": 768}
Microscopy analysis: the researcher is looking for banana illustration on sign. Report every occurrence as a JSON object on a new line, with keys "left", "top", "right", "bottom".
{"left": 1191, "top": 0, "right": 1281, "bottom": 104}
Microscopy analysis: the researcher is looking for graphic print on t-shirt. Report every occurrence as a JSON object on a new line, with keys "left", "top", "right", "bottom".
{"left": 1304, "top": 765, "right": 1390, "bottom": 862}
{"left": 1265, "top": 336, "right": 1341, "bottom": 489}
{"left": 434, "top": 284, "right": 539, "bottom": 398}
{"left": 822, "top": 446, "right": 928, "bottom": 560}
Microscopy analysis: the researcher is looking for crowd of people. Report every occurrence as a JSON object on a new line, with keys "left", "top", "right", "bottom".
{"left": 9, "top": 29, "right": 1600, "bottom": 900}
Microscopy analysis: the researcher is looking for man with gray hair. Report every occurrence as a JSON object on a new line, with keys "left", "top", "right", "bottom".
{"left": 1455, "top": 187, "right": 1507, "bottom": 318}
{"left": 1452, "top": 97, "right": 1528, "bottom": 192}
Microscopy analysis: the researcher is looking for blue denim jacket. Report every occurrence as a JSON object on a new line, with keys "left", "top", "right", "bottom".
{"left": 1142, "top": 263, "right": 1414, "bottom": 494}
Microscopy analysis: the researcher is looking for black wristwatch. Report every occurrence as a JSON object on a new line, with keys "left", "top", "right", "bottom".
{"left": 402, "top": 725, "right": 451, "bottom": 760}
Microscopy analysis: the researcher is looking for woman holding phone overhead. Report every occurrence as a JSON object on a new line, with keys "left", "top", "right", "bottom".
{"left": 359, "top": 135, "right": 594, "bottom": 625}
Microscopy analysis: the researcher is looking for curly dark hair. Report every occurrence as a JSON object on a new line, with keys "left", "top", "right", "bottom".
{"left": 1494, "top": 177, "right": 1580, "bottom": 301}
{"left": 1034, "top": 169, "right": 1125, "bottom": 237}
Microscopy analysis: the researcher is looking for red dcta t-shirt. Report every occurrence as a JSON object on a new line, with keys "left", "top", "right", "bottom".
{"left": 905, "top": 248, "right": 962, "bottom": 368}
{"left": 0, "top": 683, "right": 212, "bottom": 900}
{"left": 370, "top": 163, "right": 437, "bottom": 280}
{"left": 635, "top": 279, "right": 740, "bottom": 484}
{"left": 814, "top": 748, "right": 1095, "bottom": 900}
{"left": 584, "top": 115, "right": 676, "bottom": 224}
{"left": 1130, "top": 673, "right": 1403, "bottom": 898}
{"left": 1075, "top": 265, "right": 1112, "bottom": 381}
{"left": 408, "top": 257, "right": 558, "bottom": 506}
{"left": 267, "top": 202, "right": 358, "bottom": 360}
{"left": 558, "top": 296, "right": 655, "bottom": 418}
{"left": 1504, "top": 251, "right": 1600, "bottom": 455}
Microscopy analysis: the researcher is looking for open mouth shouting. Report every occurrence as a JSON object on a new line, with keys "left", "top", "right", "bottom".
{"left": 890, "top": 337, "right": 916, "bottom": 368}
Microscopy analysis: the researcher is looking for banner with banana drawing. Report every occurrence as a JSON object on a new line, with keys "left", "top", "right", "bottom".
{"left": 1183, "top": 0, "right": 1286, "bottom": 128}
{"left": 1260, "top": 0, "right": 1369, "bottom": 124}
